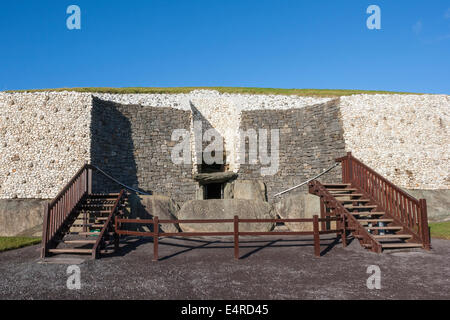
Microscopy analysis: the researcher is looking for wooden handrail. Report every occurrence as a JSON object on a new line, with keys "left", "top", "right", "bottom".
{"left": 41, "top": 164, "right": 92, "bottom": 258}
{"left": 336, "top": 152, "right": 430, "bottom": 249}
{"left": 49, "top": 164, "right": 90, "bottom": 207}
{"left": 41, "top": 162, "right": 139, "bottom": 258}
{"left": 308, "top": 180, "right": 382, "bottom": 252}
{"left": 92, "top": 190, "right": 125, "bottom": 259}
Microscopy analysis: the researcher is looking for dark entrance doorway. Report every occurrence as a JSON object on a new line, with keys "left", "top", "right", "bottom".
{"left": 204, "top": 183, "right": 222, "bottom": 199}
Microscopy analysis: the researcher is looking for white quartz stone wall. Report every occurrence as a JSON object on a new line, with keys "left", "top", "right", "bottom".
{"left": 0, "top": 90, "right": 448, "bottom": 199}
{"left": 340, "top": 94, "right": 450, "bottom": 189}
{"left": 0, "top": 92, "right": 92, "bottom": 199}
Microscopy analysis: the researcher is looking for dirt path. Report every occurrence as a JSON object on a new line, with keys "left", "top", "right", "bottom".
{"left": 0, "top": 235, "right": 449, "bottom": 299}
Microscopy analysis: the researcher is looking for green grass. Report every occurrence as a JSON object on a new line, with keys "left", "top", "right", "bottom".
{"left": 3, "top": 87, "right": 420, "bottom": 97}
{"left": 0, "top": 237, "right": 41, "bottom": 252}
{"left": 429, "top": 221, "right": 450, "bottom": 240}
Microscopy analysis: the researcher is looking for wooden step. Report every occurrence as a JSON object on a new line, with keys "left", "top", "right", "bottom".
{"left": 68, "top": 232, "right": 100, "bottom": 236}
{"left": 48, "top": 248, "right": 92, "bottom": 254}
{"left": 323, "top": 183, "right": 351, "bottom": 188}
{"left": 381, "top": 243, "right": 422, "bottom": 249}
{"left": 80, "top": 204, "right": 115, "bottom": 208}
{"left": 344, "top": 205, "right": 378, "bottom": 210}
{"left": 84, "top": 201, "right": 116, "bottom": 205}
{"left": 72, "top": 223, "right": 105, "bottom": 228}
{"left": 358, "top": 219, "right": 394, "bottom": 223}
{"left": 63, "top": 240, "right": 97, "bottom": 244}
{"left": 89, "top": 193, "right": 120, "bottom": 198}
{"left": 76, "top": 210, "right": 111, "bottom": 214}
{"left": 350, "top": 212, "right": 385, "bottom": 216}
{"left": 328, "top": 188, "right": 357, "bottom": 192}
{"left": 374, "top": 234, "right": 412, "bottom": 239}
{"left": 333, "top": 193, "right": 363, "bottom": 197}
{"left": 367, "top": 226, "right": 402, "bottom": 230}
{"left": 338, "top": 199, "right": 370, "bottom": 203}
{"left": 74, "top": 218, "right": 108, "bottom": 223}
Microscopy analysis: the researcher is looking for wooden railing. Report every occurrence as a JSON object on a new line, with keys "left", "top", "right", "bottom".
{"left": 115, "top": 215, "right": 345, "bottom": 260}
{"left": 336, "top": 152, "right": 430, "bottom": 249}
{"left": 309, "top": 180, "right": 382, "bottom": 252}
{"left": 92, "top": 190, "right": 126, "bottom": 259}
{"left": 41, "top": 164, "right": 93, "bottom": 258}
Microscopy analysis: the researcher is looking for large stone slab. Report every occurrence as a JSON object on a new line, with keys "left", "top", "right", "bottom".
{"left": 193, "top": 172, "right": 238, "bottom": 184}
{"left": 178, "top": 199, "right": 275, "bottom": 232}
{"left": 128, "top": 194, "right": 180, "bottom": 233}
{"left": 0, "top": 199, "right": 47, "bottom": 236}
{"left": 404, "top": 189, "right": 450, "bottom": 222}
{"left": 274, "top": 192, "right": 321, "bottom": 232}
{"left": 224, "top": 180, "right": 267, "bottom": 201}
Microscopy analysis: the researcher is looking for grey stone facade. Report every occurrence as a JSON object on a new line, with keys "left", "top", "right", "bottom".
{"left": 90, "top": 98, "right": 197, "bottom": 203}
{"left": 238, "top": 100, "right": 346, "bottom": 201}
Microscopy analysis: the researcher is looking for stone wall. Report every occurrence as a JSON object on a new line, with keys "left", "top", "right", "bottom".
{"left": 0, "top": 92, "right": 91, "bottom": 199}
{"left": 91, "top": 98, "right": 197, "bottom": 203}
{"left": 0, "top": 199, "right": 47, "bottom": 236}
{"left": 238, "top": 99, "right": 346, "bottom": 201}
{"left": 0, "top": 90, "right": 448, "bottom": 204}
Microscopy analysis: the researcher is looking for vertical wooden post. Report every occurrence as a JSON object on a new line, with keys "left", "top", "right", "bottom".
{"left": 320, "top": 198, "right": 326, "bottom": 231}
{"left": 313, "top": 215, "right": 320, "bottom": 257}
{"left": 335, "top": 209, "right": 340, "bottom": 238}
{"left": 234, "top": 215, "right": 239, "bottom": 260}
{"left": 341, "top": 214, "right": 347, "bottom": 247}
{"left": 82, "top": 172, "right": 87, "bottom": 235}
{"left": 87, "top": 167, "right": 92, "bottom": 195}
{"left": 83, "top": 211, "right": 87, "bottom": 234}
{"left": 419, "top": 199, "right": 431, "bottom": 250}
{"left": 114, "top": 216, "right": 119, "bottom": 252}
{"left": 347, "top": 152, "right": 353, "bottom": 184}
{"left": 153, "top": 216, "right": 159, "bottom": 261}
{"left": 41, "top": 202, "right": 50, "bottom": 258}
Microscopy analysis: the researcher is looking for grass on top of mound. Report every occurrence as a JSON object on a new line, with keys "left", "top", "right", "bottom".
{"left": 4, "top": 87, "right": 419, "bottom": 97}
{"left": 429, "top": 221, "right": 450, "bottom": 240}
{"left": 0, "top": 237, "right": 41, "bottom": 252}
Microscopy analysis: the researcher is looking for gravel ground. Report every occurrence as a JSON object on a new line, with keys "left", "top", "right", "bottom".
{"left": 0, "top": 235, "right": 449, "bottom": 300}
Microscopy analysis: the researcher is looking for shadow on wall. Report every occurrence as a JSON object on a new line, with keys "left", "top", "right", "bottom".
{"left": 90, "top": 97, "right": 148, "bottom": 194}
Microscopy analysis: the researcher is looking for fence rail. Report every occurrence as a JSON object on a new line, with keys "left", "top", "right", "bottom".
{"left": 115, "top": 215, "right": 345, "bottom": 260}
{"left": 336, "top": 152, "right": 430, "bottom": 249}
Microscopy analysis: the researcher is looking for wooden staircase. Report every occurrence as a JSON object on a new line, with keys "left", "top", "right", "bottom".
{"left": 41, "top": 164, "right": 128, "bottom": 259}
{"left": 309, "top": 153, "right": 431, "bottom": 253}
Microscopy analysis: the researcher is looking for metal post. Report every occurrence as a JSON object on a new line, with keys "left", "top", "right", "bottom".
{"left": 234, "top": 215, "right": 239, "bottom": 260}
{"left": 313, "top": 215, "right": 320, "bottom": 257}
{"left": 153, "top": 216, "right": 159, "bottom": 261}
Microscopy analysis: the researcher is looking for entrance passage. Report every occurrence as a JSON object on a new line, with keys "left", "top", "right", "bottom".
{"left": 204, "top": 183, "right": 222, "bottom": 199}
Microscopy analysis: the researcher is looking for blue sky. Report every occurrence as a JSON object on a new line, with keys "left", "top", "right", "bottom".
{"left": 0, "top": 0, "right": 449, "bottom": 93}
